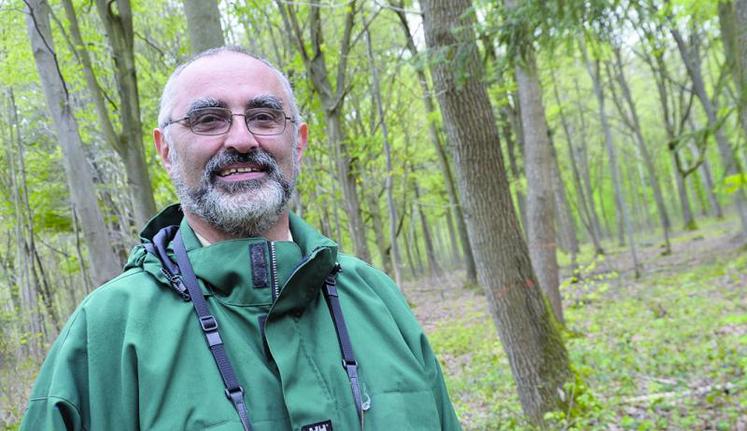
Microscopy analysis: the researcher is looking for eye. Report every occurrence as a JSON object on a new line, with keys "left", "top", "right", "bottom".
{"left": 190, "top": 109, "right": 229, "bottom": 126}
{"left": 246, "top": 109, "right": 282, "bottom": 123}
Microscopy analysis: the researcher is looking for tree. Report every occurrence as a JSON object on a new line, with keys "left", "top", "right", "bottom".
{"left": 668, "top": 9, "right": 747, "bottom": 235}
{"left": 363, "top": 18, "right": 403, "bottom": 285}
{"left": 719, "top": 0, "right": 747, "bottom": 139}
{"left": 24, "top": 0, "right": 121, "bottom": 286}
{"left": 504, "top": 0, "right": 564, "bottom": 324}
{"left": 276, "top": 0, "right": 372, "bottom": 263}
{"left": 420, "top": 0, "right": 572, "bottom": 423}
{"left": 392, "top": 1, "right": 477, "bottom": 285}
{"left": 580, "top": 37, "right": 641, "bottom": 277}
{"left": 182, "top": 0, "right": 225, "bottom": 53}
{"left": 607, "top": 45, "right": 672, "bottom": 254}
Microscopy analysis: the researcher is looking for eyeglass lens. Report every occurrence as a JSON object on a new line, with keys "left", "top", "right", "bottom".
{"left": 187, "top": 108, "right": 287, "bottom": 136}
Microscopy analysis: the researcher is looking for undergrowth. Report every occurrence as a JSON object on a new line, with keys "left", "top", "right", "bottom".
{"left": 429, "top": 234, "right": 747, "bottom": 430}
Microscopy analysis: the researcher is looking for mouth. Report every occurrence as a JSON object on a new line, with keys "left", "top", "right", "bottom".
{"left": 214, "top": 163, "right": 268, "bottom": 181}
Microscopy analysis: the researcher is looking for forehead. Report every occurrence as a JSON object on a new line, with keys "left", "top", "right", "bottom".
{"left": 169, "top": 53, "right": 288, "bottom": 113}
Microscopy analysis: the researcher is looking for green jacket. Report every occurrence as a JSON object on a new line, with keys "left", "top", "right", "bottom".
{"left": 21, "top": 206, "right": 461, "bottom": 430}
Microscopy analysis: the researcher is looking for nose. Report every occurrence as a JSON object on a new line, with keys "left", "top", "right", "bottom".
{"left": 223, "top": 113, "right": 260, "bottom": 153}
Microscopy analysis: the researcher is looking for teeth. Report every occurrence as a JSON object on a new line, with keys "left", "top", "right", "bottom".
{"left": 219, "top": 167, "right": 258, "bottom": 176}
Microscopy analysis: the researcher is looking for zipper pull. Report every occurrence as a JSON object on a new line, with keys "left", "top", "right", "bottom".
{"left": 161, "top": 268, "right": 190, "bottom": 301}
{"left": 325, "top": 263, "right": 342, "bottom": 286}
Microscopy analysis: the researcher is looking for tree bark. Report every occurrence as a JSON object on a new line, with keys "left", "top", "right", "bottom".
{"left": 25, "top": 0, "right": 121, "bottom": 287}
{"left": 182, "top": 0, "right": 225, "bottom": 53}
{"left": 392, "top": 3, "right": 477, "bottom": 284}
{"left": 504, "top": 0, "right": 563, "bottom": 323}
{"left": 421, "top": 0, "right": 572, "bottom": 423}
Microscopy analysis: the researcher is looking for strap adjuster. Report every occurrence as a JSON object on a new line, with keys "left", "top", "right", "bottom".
{"left": 200, "top": 315, "right": 219, "bottom": 332}
{"left": 225, "top": 385, "right": 245, "bottom": 401}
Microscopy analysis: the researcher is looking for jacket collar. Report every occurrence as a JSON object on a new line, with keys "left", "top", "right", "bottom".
{"left": 133, "top": 204, "right": 339, "bottom": 310}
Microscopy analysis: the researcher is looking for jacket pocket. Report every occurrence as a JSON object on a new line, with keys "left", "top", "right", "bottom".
{"left": 362, "top": 389, "right": 441, "bottom": 430}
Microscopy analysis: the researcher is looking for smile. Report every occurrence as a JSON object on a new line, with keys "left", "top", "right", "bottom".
{"left": 217, "top": 166, "right": 264, "bottom": 177}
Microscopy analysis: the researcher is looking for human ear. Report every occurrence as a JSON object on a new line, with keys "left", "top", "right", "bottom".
{"left": 295, "top": 122, "right": 309, "bottom": 163}
{"left": 153, "top": 128, "right": 173, "bottom": 173}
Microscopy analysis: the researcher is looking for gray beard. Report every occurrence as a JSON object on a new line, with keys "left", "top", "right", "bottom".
{"left": 170, "top": 148, "right": 295, "bottom": 238}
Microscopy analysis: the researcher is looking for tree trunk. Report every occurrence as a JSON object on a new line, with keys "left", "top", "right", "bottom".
{"left": 409, "top": 202, "right": 425, "bottom": 277}
{"left": 5, "top": 88, "right": 43, "bottom": 358}
{"left": 421, "top": 0, "right": 572, "bottom": 423}
{"left": 404, "top": 211, "right": 419, "bottom": 279}
{"left": 182, "top": 0, "right": 225, "bottom": 53}
{"left": 670, "top": 152, "right": 697, "bottom": 229}
{"left": 506, "top": 95, "right": 528, "bottom": 229}
{"left": 505, "top": 3, "right": 563, "bottom": 323}
{"left": 60, "top": 0, "right": 156, "bottom": 229}
{"left": 551, "top": 72, "right": 604, "bottom": 254}
{"left": 690, "top": 141, "right": 724, "bottom": 218}
{"left": 720, "top": 0, "right": 747, "bottom": 141}
{"left": 581, "top": 41, "right": 640, "bottom": 276}
{"left": 277, "top": 1, "right": 371, "bottom": 262}
{"left": 549, "top": 130, "right": 579, "bottom": 270}
{"left": 364, "top": 22, "right": 402, "bottom": 286}
{"left": 572, "top": 74, "right": 607, "bottom": 244}
{"left": 364, "top": 182, "right": 393, "bottom": 275}
{"left": 25, "top": 0, "right": 121, "bottom": 286}
{"left": 608, "top": 47, "right": 671, "bottom": 253}
{"left": 444, "top": 208, "right": 459, "bottom": 265}
{"left": 671, "top": 26, "right": 747, "bottom": 234}
{"left": 392, "top": 3, "right": 477, "bottom": 284}
{"left": 414, "top": 183, "right": 443, "bottom": 278}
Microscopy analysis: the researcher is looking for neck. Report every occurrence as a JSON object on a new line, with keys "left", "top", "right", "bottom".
{"left": 183, "top": 210, "right": 291, "bottom": 243}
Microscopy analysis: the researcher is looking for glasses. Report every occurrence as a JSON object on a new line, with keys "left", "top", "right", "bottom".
{"left": 163, "top": 107, "right": 294, "bottom": 136}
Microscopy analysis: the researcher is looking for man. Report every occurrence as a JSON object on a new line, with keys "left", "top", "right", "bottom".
{"left": 21, "top": 46, "right": 461, "bottom": 431}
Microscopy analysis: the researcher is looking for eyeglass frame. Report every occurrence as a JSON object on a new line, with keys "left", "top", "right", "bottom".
{"left": 161, "top": 107, "right": 296, "bottom": 136}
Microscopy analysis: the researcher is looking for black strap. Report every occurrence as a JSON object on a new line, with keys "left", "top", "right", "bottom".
{"left": 172, "top": 232, "right": 253, "bottom": 431}
{"left": 322, "top": 264, "right": 365, "bottom": 425}
{"left": 145, "top": 226, "right": 366, "bottom": 429}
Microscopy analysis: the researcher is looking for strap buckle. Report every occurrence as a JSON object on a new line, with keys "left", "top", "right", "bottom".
{"left": 200, "top": 315, "right": 219, "bottom": 332}
{"left": 225, "top": 385, "right": 245, "bottom": 401}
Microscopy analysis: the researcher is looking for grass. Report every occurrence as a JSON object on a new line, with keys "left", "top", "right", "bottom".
{"left": 427, "top": 225, "right": 747, "bottom": 430}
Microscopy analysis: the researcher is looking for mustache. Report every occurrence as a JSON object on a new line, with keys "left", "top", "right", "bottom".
{"left": 203, "top": 149, "right": 280, "bottom": 180}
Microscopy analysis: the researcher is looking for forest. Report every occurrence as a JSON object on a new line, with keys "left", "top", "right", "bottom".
{"left": 1, "top": 0, "right": 746, "bottom": 429}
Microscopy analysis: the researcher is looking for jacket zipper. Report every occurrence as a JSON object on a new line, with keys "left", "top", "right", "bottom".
{"left": 270, "top": 241, "right": 279, "bottom": 301}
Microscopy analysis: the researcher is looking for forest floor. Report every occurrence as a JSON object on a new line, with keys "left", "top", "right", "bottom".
{"left": 405, "top": 217, "right": 747, "bottom": 430}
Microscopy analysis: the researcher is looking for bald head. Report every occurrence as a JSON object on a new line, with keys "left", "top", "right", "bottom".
{"left": 157, "top": 46, "right": 300, "bottom": 130}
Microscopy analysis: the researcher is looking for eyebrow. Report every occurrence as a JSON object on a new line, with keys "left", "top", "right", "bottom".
{"left": 185, "top": 97, "right": 225, "bottom": 115}
{"left": 246, "top": 95, "right": 284, "bottom": 111}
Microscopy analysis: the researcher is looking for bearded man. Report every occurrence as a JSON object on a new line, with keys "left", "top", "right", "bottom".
{"left": 21, "top": 47, "right": 461, "bottom": 431}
